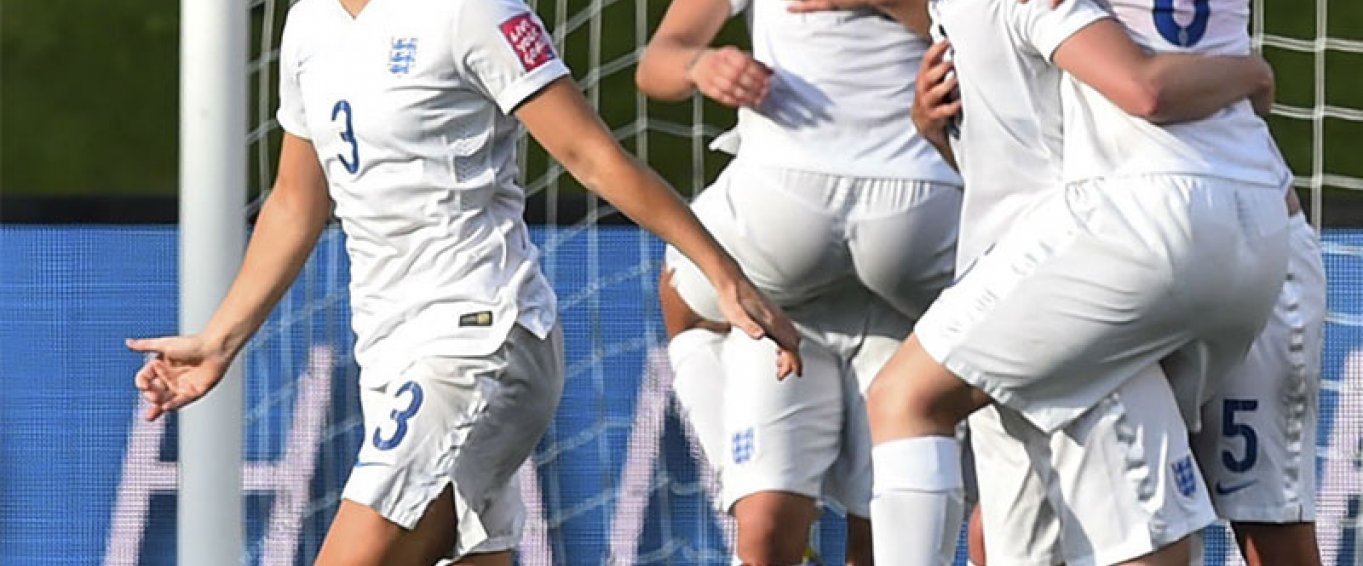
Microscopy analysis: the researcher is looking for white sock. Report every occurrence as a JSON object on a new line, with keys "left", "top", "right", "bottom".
{"left": 870, "top": 436, "right": 965, "bottom": 566}
{"left": 668, "top": 328, "right": 728, "bottom": 464}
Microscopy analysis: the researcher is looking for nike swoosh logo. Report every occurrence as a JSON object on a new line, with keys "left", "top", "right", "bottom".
{"left": 1214, "top": 480, "right": 1256, "bottom": 496}
{"left": 353, "top": 461, "right": 390, "bottom": 468}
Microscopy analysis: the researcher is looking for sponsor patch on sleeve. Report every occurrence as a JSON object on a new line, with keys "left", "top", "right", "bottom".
{"left": 498, "top": 13, "right": 556, "bottom": 72}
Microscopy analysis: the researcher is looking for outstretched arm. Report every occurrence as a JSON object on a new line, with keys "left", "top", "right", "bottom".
{"left": 128, "top": 133, "right": 332, "bottom": 420}
{"left": 517, "top": 77, "right": 803, "bottom": 377}
{"left": 635, "top": 0, "right": 772, "bottom": 107}
{"left": 1052, "top": 19, "right": 1273, "bottom": 124}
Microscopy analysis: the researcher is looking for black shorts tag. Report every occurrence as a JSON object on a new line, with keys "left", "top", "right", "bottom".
{"left": 459, "top": 311, "right": 494, "bottom": 327}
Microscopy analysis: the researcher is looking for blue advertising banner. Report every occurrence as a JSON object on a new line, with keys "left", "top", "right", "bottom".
{"left": 1, "top": 226, "right": 1360, "bottom": 565}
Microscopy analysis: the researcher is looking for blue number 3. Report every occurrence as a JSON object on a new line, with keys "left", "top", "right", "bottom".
{"left": 331, "top": 99, "right": 360, "bottom": 174}
{"left": 1152, "top": 0, "right": 1211, "bottom": 48}
{"left": 373, "top": 381, "right": 424, "bottom": 451}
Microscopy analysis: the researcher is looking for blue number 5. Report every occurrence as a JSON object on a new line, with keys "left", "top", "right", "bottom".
{"left": 1152, "top": 0, "right": 1211, "bottom": 48}
{"left": 331, "top": 100, "right": 360, "bottom": 174}
{"left": 373, "top": 381, "right": 424, "bottom": 451}
{"left": 1221, "top": 398, "right": 1259, "bottom": 472}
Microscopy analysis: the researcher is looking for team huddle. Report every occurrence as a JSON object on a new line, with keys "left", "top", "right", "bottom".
{"left": 126, "top": 0, "right": 1326, "bottom": 564}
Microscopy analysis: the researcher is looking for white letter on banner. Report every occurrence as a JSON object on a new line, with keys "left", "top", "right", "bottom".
{"left": 607, "top": 348, "right": 734, "bottom": 565}
{"left": 104, "top": 346, "right": 333, "bottom": 565}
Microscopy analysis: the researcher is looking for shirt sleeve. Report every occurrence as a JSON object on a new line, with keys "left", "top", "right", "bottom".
{"left": 1011, "top": 0, "right": 1111, "bottom": 62}
{"left": 275, "top": 14, "right": 310, "bottom": 139}
{"left": 452, "top": 0, "right": 572, "bottom": 114}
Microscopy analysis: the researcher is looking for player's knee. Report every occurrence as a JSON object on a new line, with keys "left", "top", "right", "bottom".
{"left": 867, "top": 345, "right": 985, "bottom": 437}
{"left": 866, "top": 370, "right": 951, "bottom": 434}
{"left": 733, "top": 493, "right": 816, "bottom": 565}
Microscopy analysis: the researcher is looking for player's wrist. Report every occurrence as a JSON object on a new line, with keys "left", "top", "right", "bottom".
{"left": 199, "top": 322, "right": 246, "bottom": 362}
{"left": 684, "top": 48, "right": 712, "bottom": 90}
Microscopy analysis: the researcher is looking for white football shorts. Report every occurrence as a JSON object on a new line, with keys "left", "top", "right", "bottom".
{"left": 666, "top": 162, "right": 960, "bottom": 322}
{"left": 342, "top": 324, "right": 564, "bottom": 560}
{"left": 970, "top": 363, "right": 1219, "bottom": 566}
{"left": 1194, "top": 212, "right": 1326, "bottom": 523}
{"left": 916, "top": 175, "right": 1290, "bottom": 434}
{"left": 671, "top": 287, "right": 911, "bottom": 518}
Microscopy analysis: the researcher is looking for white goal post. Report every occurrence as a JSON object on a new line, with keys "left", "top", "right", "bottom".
{"left": 178, "top": 0, "right": 247, "bottom": 564}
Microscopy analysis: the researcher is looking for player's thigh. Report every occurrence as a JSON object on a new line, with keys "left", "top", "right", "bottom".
{"left": 1194, "top": 214, "right": 1325, "bottom": 523}
{"left": 341, "top": 325, "right": 564, "bottom": 561}
{"left": 1042, "top": 364, "right": 1217, "bottom": 566}
{"left": 847, "top": 179, "right": 960, "bottom": 321}
{"left": 717, "top": 331, "right": 845, "bottom": 512}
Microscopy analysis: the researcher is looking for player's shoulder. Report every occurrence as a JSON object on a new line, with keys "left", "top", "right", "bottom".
{"left": 445, "top": 0, "right": 544, "bottom": 41}
{"left": 446, "top": 0, "right": 536, "bottom": 17}
{"left": 284, "top": 0, "right": 330, "bottom": 21}
{"left": 280, "top": 0, "right": 337, "bottom": 41}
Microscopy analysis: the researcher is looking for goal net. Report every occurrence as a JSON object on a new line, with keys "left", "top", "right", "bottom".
{"left": 1253, "top": 2, "right": 1363, "bottom": 566}
{"left": 219, "top": 0, "right": 1363, "bottom": 564}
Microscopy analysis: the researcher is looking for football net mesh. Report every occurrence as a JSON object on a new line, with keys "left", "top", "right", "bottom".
{"left": 231, "top": 0, "right": 1363, "bottom": 564}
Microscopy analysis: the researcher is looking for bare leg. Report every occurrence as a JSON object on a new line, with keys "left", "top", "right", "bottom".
{"left": 1233, "top": 522, "right": 1322, "bottom": 566}
{"left": 315, "top": 485, "right": 458, "bottom": 566}
{"left": 967, "top": 505, "right": 986, "bottom": 565}
{"left": 845, "top": 514, "right": 873, "bottom": 566}
{"left": 866, "top": 336, "right": 989, "bottom": 442}
{"left": 732, "top": 491, "right": 820, "bottom": 565}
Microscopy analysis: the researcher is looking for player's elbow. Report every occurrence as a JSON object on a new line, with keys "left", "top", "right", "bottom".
{"left": 1114, "top": 81, "right": 1172, "bottom": 123}
{"left": 633, "top": 66, "right": 664, "bottom": 99}
{"left": 634, "top": 60, "right": 688, "bottom": 102}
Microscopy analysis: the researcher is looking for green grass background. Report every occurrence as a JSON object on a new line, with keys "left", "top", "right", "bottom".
{"left": 1, "top": 0, "right": 1358, "bottom": 222}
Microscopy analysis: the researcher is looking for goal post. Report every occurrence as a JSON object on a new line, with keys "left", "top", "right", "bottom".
{"left": 178, "top": 0, "right": 247, "bottom": 563}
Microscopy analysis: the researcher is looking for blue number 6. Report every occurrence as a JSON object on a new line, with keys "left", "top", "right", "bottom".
{"left": 331, "top": 100, "right": 360, "bottom": 174}
{"left": 373, "top": 381, "right": 424, "bottom": 451}
{"left": 1152, "top": 0, "right": 1211, "bottom": 48}
{"left": 1221, "top": 398, "right": 1259, "bottom": 472}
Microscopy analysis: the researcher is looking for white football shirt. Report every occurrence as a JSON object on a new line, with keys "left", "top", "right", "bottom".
{"left": 1060, "top": 0, "right": 1289, "bottom": 185}
{"left": 718, "top": 0, "right": 961, "bottom": 184}
{"left": 277, "top": 0, "right": 564, "bottom": 382}
{"left": 931, "top": 0, "right": 1109, "bottom": 266}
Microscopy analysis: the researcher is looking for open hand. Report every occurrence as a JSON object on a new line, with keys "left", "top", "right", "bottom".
{"left": 715, "top": 279, "right": 804, "bottom": 379}
{"left": 688, "top": 46, "right": 773, "bottom": 108}
{"left": 126, "top": 335, "right": 232, "bottom": 421}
